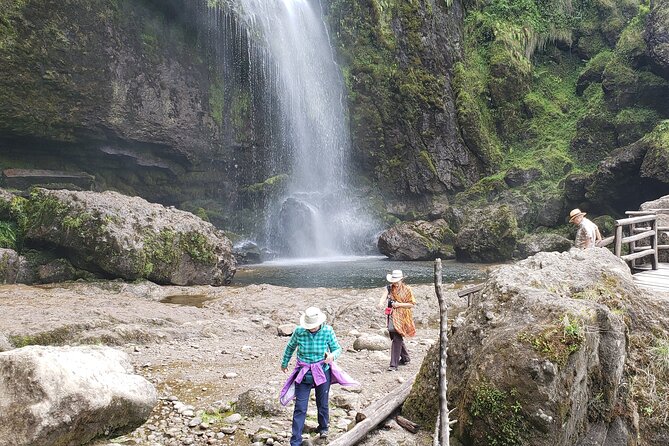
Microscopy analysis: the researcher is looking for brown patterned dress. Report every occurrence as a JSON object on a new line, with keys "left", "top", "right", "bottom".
{"left": 389, "top": 282, "right": 416, "bottom": 337}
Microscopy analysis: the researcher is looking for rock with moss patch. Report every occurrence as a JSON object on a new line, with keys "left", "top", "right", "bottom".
{"left": 404, "top": 248, "right": 647, "bottom": 445}
{"left": 0, "top": 345, "right": 157, "bottom": 446}
{"left": 22, "top": 189, "right": 235, "bottom": 286}
{"left": 454, "top": 205, "right": 520, "bottom": 263}
{"left": 377, "top": 219, "right": 454, "bottom": 261}
{"left": 640, "top": 121, "right": 669, "bottom": 184}
{"left": 36, "top": 258, "right": 95, "bottom": 284}
{"left": 646, "top": 0, "right": 669, "bottom": 78}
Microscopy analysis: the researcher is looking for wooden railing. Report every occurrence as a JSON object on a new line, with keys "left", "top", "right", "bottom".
{"left": 600, "top": 210, "right": 669, "bottom": 270}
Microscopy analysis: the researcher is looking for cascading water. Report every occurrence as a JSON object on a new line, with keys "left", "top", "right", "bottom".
{"left": 205, "top": 0, "right": 379, "bottom": 258}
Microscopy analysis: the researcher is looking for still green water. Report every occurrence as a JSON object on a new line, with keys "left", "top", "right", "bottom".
{"left": 232, "top": 256, "right": 488, "bottom": 289}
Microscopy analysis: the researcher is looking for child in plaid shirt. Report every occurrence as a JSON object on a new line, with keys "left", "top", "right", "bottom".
{"left": 281, "top": 307, "right": 341, "bottom": 445}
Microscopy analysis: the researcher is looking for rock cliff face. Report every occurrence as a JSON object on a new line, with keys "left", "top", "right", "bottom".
{"left": 324, "top": 0, "right": 481, "bottom": 212}
{"left": 404, "top": 248, "right": 669, "bottom": 446}
{"left": 0, "top": 0, "right": 261, "bottom": 230}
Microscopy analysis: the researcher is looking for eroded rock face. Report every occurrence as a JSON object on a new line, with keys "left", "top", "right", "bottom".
{"left": 24, "top": 189, "right": 236, "bottom": 285}
{"left": 454, "top": 205, "right": 520, "bottom": 262}
{"left": 404, "top": 248, "right": 669, "bottom": 445}
{"left": 646, "top": 0, "right": 669, "bottom": 77}
{"left": 0, "top": 345, "right": 157, "bottom": 446}
{"left": 377, "top": 219, "right": 455, "bottom": 261}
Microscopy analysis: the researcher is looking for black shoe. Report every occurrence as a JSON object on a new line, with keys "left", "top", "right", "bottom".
{"left": 399, "top": 359, "right": 410, "bottom": 366}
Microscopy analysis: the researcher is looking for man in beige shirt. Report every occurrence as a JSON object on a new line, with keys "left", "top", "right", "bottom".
{"left": 569, "top": 208, "right": 602, "bottom": 248}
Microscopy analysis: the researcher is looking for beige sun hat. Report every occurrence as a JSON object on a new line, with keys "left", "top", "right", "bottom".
{"left": 386, "top": 270, "right": 405, "bottom": 283}
{"left": 569, "top": 208, "right": 587, "bottom": 222}
{"left": 299, "top": 307, "right": 327, "bottom": 330}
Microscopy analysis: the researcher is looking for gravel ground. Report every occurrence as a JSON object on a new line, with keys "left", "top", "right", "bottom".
{"left": 0, "top": 280, "right": 469, "bottom": 446}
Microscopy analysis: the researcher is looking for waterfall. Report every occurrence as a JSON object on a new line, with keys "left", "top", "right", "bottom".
{"left": 205, "top": 0, "right": 379, "bottom": 258}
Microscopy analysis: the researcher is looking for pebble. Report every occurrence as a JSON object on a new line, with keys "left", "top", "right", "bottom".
{"left": 224, "top": 413, "right": 242, "bottom": 424}
{"left": 223, "top": 372, "right": 238, "bottom": 379}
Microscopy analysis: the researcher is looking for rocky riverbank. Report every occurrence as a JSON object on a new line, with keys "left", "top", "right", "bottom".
{"left": 0, "top": 280, "right": 469, "bottom": 446}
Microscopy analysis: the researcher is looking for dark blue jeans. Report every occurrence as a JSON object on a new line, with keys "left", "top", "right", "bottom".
{"left": 290, "top": 368, "right": 331, "bottom": 446}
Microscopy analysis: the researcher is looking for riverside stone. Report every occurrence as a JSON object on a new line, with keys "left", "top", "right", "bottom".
{"left": 22, "top": 189, "right": 236, "bottom": 286}
{"left": 377, "top": 219, "right": 455, "bottom": 261}
{"left": 0, "top": 345, "right": 157, "bottom": 446}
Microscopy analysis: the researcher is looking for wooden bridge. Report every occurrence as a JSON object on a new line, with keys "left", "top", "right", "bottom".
{"left": 599, "top": 209, "right": 669, "bottom": 292}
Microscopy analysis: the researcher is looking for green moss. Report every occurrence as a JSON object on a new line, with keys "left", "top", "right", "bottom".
{"left": 180, "top": 231, "right": 217, "bottom": 264}
{"left": 469, "top": 382, "right": 527, "bottom": 446}
{"left": 244, "top": 174, "right": 289, "bottom": 195}
{"left": 0, "top": 221, "right": 18, "bottom": 250}
{"left": 209, "top": 79, "right": 225, "bottom": 126}
{"left": 418, "top": 151, "right": 437, "bottom": 176}
{"left": 9, "top": 326, "right": 74, "bottom": 347}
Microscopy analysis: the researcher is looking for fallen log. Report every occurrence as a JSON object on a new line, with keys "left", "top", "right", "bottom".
{"left": 327, "top": 373, "right": 417, "bottom": 446}
{"left": 396, "top": 415, "right": 419, "bottom": 433}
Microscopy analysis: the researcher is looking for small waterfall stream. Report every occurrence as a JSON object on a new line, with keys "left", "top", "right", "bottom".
{"left": 204, "top": 0, "right": 379, "bottom": 258}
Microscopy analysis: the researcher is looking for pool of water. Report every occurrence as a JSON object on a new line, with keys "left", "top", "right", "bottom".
{"left": 232, "top": 256, "right": 488, "bottom": 289}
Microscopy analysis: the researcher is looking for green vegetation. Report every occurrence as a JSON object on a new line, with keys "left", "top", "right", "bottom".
{"left": 519, "top": 314, "right": 584, "bottom": 366}
{"left": 0, "top": 221, "right": 17, "bottom": 249}
{"left": 209, "top": 79, "right": 225, "bottom": 126}
{"left": 470, "top": 382, "right": 527, "bottom": 446}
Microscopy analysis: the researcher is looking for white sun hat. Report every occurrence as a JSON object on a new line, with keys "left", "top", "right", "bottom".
{"left": 299, "top": 307, "right": 327, "bottom": 329}
{"left": 386, "top": 270, "right": 405, "bottom": 283}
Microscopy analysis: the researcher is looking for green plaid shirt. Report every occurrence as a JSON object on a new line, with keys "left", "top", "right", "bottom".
{"left": 281, "top": 325, "right": 342, "bottom": 369}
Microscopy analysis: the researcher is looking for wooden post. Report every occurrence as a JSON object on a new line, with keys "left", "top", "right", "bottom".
{"left": 434, "top": 259, "right": 450, "bottom": 446}
{"left": 651, "top": 217, "right": 659, "bottom": 270}
{"left": 630, "top": 222, "right": 636, "bottom": 269}
{"left": 614, "top": 225, "right": 623, "bottom": 258}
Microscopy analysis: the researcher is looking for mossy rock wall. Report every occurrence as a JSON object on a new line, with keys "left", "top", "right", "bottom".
{"left": 324, "top": 0, "right": 485, "bottom": 206}
{"left": 0, "top": 0, "right": 266, "bottom": 232}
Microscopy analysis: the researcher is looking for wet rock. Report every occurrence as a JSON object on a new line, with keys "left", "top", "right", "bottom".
{"left": 0, "top": 345, "right": 157, "bottom": 446}
{"left": 233, "top": 240, "right": 262, "bottom": 265}
{"left": 378, "top": 219, "right": 455, "bottom": 261}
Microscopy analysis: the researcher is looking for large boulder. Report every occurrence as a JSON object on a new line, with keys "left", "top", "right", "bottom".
{"left": 22, "top": 189, "right": 236, "bottom": 285}
{"left": 0, "top": 345, "right": 157, "bottom": 446}
{"left": 646, "top": 0, "right": 669, "bottom": 77}
{"left": 454, "top": 205, "right": 520, "bottom": 262}
{"left": 377, "top": 219, "right": 455, "bottom": 261}
{"left": 404, "top": 248, "right": 669, "bottom": 446}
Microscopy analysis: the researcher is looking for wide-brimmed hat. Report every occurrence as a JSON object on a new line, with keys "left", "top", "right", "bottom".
{"left": 569, "top": 208, "right": 587, "bottom": 222}
{"left": 386, "top": 270, "right": 406, "bottom": 283}
{"left": 300, "top": 307, "right": 327, "bottom": 330}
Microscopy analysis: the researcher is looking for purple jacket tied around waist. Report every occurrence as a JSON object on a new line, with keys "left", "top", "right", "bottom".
{"left": 279, "top": 359, "right": 359, "bottom": 406}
